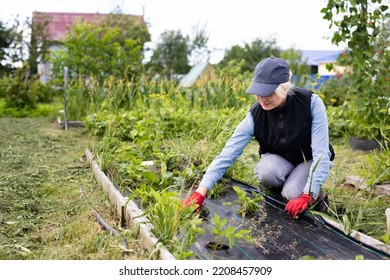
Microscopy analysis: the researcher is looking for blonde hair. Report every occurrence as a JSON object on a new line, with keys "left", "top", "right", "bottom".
{"left": 274, "top": 71, "right": 293, "bottom": 98}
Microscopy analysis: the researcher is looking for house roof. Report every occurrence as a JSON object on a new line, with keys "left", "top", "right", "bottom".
{"left": 179, "top": 62, "right": 209, "bottom": 87}
{"left": 300, "top": 50, "right": 344, "bottom": 65}
{"left": 32, "top": 11, "right": 145, "bottom": 42}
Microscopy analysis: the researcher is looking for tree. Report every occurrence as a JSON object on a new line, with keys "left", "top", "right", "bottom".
{"left": 101, "top": 13, "right": 151, "bottom": 48}
{"left": 322, "top": 0, "right": 390, "bottom": 139}
{"left": 50, "top": 17, "right": 145, "bottom": 84}
{"left": 145, "top": 30, "right": 191, "bottom": 80}
{"left": 0, "top": 17, "right": 31, "bottom": 76}
{"left": 28, "top": 13, "right": 51, "bottom": 76}
{"left": 280, "top": 48, "right": 310, "bottom": 87}
{"left": 217, "top": 38, "right": 281, "bottom": 74}
{"left": 0, "top": 19, "right": 12, "bottom": 76}
{"left": 189, "top": 23, "right": 210, "bottom": 65}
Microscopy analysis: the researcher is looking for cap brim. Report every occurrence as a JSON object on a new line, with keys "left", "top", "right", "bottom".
{"left": 245, "top": 82, "right": 279, "bottom": 97}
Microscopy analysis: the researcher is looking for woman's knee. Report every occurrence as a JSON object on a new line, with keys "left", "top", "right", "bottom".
{"left": 281, "top": 161, "right": 312, "bottom": 200}
{"left": 254, "top": 154, "right": 294, "bottom": 188}
{"left": 281, "top": 187, "right": 302, "bottom": 200}
{"left": 255, "top": 170, "right": 284, "bottom": 188}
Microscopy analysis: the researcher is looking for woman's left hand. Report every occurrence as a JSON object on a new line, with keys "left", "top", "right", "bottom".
{"left": 285, "top": 194, "right": 310, "bottom": 218}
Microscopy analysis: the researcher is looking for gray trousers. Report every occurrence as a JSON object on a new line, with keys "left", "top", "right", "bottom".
{"left": 254, "top": 153, "right": 312, "bottom": 201}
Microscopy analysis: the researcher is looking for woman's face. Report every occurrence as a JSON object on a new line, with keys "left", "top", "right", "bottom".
{"left": 256, "top": 92, "right": 286, "bottom": 111}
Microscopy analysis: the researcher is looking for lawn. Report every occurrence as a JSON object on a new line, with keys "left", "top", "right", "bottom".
{"left": 0, "top": 117, "right": 148, "bottom": 260}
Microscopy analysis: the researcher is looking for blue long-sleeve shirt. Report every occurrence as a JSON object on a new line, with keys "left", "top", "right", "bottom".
{"left": 199, "top": 93, "right": 331, "bottom": 200}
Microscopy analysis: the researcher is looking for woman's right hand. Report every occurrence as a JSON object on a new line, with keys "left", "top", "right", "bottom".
{"left": 181, "top": 188, "right": 207, "bottom": 212}
{"left": 181, "top": 192, "right": 205, "bottom": 212}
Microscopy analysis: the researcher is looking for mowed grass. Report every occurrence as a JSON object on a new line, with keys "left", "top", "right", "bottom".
{"left": 0, "top": 117, "right": 148, "bottom": 260}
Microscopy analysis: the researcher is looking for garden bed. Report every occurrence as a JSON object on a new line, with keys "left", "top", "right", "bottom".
{"left": 85, "top": 148, "right": 175, "bottom": 260}
{"left": 191, "top": 179, "right": 390, "bottom": 259}
{"left": 86, "top": 147, "right": 390, "bottom": 260}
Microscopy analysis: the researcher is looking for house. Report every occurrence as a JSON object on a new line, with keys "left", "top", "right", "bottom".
{"left": 299, "top": 50, "right": 346, "bottom": 87}
{"left": 301, "top": 50, "right": 345, "bottom": 76}
{"left": 31, "top": 11, "right": 147, "bottom": 83}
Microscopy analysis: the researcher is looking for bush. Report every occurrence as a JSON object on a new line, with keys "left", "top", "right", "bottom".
{"left": 0, "top": 76, "right": 10, "bottom": 98}
{"left": 5, "top": 70, "right": 37, "bottom": 109}
{"left": 360, "top": 142, "right": 390, "bottom": 186}
{"left": 326, "top": 105, "right": 350, "bottom": 139}
{"left": 28, "top": 76, "right": 56, "bottom": 103}
{"left": 317, "top": 75, "right": 351, "bottom": 107}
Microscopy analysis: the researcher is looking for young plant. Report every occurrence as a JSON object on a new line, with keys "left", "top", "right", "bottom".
{"left": 207, "top": 178, "right": 230, "bottom": 199}
{"left": 143, "top": 188, "right": 205, "bottom": 259}
{"left": 208, "top": 213, "right": 253, "bottom": 250}
{"left": 233, "top": 186, "right": 263, "bottom": 217}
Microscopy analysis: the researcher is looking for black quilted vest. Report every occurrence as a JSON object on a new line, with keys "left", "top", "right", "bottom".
{"left": 250, "top": 87, "right": 313, "bottom": 164}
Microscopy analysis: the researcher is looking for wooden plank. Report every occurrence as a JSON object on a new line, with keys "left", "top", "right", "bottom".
{"left": 322, "top": 216, "right": 390, "bottom": 255}
{"left": 85, "top": 148, "right": 176, "bottom": 260}
{"left": 345, "top": 176, "right": 390, "bottom": 196}
{"left": 376, "top": 184, "right": 390, "bottom": 196}
{"left": 345, "top": 176, "right": 367, "bottom": 190}
{"left": 57, "top": 115, "right": 84, "bottom": 128}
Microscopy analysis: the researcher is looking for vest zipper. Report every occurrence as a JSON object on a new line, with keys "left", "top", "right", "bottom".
{"left": 278, "top": 113, "right": 286, "bottom": 151}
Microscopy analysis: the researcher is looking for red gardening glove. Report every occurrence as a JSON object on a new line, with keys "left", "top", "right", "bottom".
{"left": 285, "top": 194, "right": 310, "bottom": 218}
{"left": 181, "top": 192, "right": 205, "bottom": 212}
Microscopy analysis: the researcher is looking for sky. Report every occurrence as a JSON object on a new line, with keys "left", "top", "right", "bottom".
{"left": 0, "top": 0, "right": 345, "bottom": 63}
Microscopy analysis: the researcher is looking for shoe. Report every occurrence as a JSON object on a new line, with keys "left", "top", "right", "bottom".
{"left": 313, "top": 191, "right": 329, "bottom": 213}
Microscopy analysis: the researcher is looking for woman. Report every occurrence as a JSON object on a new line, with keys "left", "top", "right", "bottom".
{"left": 182, "top": 57, "right": 333, "bottom": 218}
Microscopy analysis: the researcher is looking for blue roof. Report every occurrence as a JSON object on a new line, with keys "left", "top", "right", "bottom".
{"left": 179, "top": 62, "right": 209, "bottom": 87}
{"left": 300, "top": 50, "right": 344, "bottom": 65}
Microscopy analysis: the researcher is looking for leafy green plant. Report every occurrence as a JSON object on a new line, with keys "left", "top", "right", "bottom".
{"left": 207, "top": 179, "right": 230, "bottom": 199}
{"left": 326, "top": 104, "right": 350, "bottom": 139}
{"left": 317, "top": 75, "right": 350, "bottom": 107}
{"left": 128, "top": 187, "right": 204, "bottom": 259}
{"left": 4, "top": 64, "right": 37, "bottom": 110}
{"left": 382, "top": 233, "right": 389, "bottom": 244}
{"left": 359, "top": 141, "right": 390, "bottom": 187}
{"left": 233, "top": 186, "right": 263, "bottom": 217}
{"left": 208, "top": 213, "right": 253, "bottom": 250}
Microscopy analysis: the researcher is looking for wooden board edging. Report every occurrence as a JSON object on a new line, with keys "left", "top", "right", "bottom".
{"left": 345, "top": 176, "right": 390, "bottom": 196}
{"left": 322, "top": 216, "right": 390, "bottom": 256}
{"left": 85, "top": 148, "right": 176, "bottom": 260}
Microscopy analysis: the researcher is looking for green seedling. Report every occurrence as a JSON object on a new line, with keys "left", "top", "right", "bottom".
{"left": 208, "top": 213, "right": 253, "bottom": 250}
{"left": 233, "top": 186, "right": 263, "bottom": 217}
{"left": 126, "top": 186, "right": 205, "bottom": 259}
{"left": 207, "top": 179, "right": 230, "bottom": 199}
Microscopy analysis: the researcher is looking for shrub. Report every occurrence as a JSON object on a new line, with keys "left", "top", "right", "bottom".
{"left": 4, "top": 65, "right": 37, "bottom": 109}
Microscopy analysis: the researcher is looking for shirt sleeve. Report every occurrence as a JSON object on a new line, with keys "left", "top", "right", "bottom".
{"left": 303, "top": 94, "right": 331, "bottom": 200}
{"left": 199, "top": 111, "right": 254, "bottom": 190}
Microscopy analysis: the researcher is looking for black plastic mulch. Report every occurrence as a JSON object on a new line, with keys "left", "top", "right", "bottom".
{"left": 190, "top": 179, "right": 390, "bottom": 260}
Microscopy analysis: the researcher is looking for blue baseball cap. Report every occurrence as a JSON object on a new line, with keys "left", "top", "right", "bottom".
{"left": 245, "top": 57, "right": 290, "bottom": 97}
